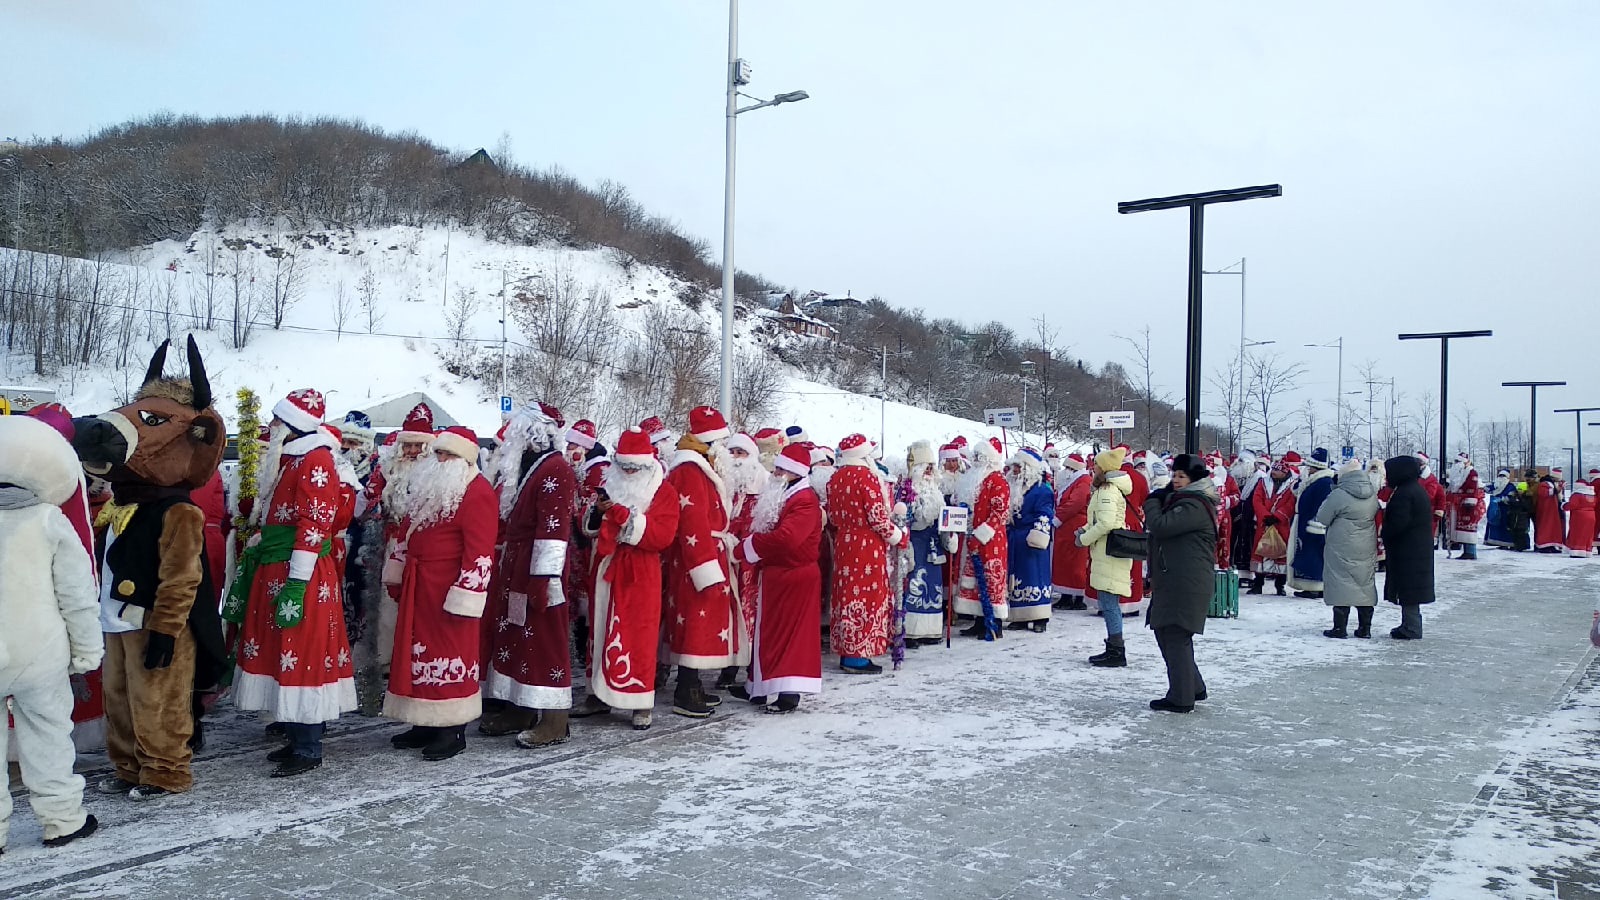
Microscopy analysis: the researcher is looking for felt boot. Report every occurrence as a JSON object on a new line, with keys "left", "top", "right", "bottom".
{"left": 515, "top": 711, "right": 570, "bottom": 748}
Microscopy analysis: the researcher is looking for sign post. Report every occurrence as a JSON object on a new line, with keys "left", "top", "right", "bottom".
{"left": 1089, "top": 410, "right": 1136, "bottom": 448}
{"left": 500, "top": 396, "right": 513, "bottom": 418}
{"left": 984, "top": 407, "right": 1021, "bottom": 456}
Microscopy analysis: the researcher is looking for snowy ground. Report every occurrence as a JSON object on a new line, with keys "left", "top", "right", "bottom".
{"left": 4, "top": 548, "right": 1597, "bottom": 899}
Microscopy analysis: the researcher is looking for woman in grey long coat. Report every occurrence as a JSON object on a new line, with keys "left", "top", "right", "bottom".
{"left": 1143, "top": 455, "right": 1218, "bottom": 713}
{"left": 1307, "top": 459, "right": 1380, "bottom": 638}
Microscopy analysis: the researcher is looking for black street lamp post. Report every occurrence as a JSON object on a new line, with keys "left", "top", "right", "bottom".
{"left": 1397, "top": 331, "right": 1493, "bottom": 470}
{"left": 1552, "top": 407, "right": 1600, "bottom": 480}
{"left": 1502, "top": 381, "right": 1566, "bottom": 469}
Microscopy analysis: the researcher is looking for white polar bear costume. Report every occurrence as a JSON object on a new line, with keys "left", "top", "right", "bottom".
{"left": 0, "top": 415, "right": 103, "bottom": 849}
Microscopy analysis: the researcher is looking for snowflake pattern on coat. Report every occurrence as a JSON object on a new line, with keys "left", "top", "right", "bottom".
{"left": 829, "top": 464, "right": 901, "bottom": 658}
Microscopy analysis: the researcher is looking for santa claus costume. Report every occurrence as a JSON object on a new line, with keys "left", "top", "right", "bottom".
{"left": 1005, "top": 448, "right": 1055, "bottom": 631}
{"left": 561, "top": 418, "right": 598, "bottom": 636}
{"left": 662, "top": 406, "right": 745, "bottom": 717}
{"left": 573, "top": 429, "right": 681, "bottom": 731}
{"left": 227, "top": 389, "right": 357, "bottom": 776}
{"left": 1051, "top": 453, "right": 1092, "bottom": 610}
{"left": 1533, "top": 474, "right": 1566, "bottom": 552}
{"left": 1417, "top": 453, "right": 1448, "bottom": 548}
{"left": 828, "top": 434, "right": 905, "bottom": 672}
{"left": 735, "top": 444, "right": 825, "bottom": 712}
{"left": 379, "top": 427, "right": 497, "bottom": 761}
{"left": 900, "top": 441, "right": 948, "bottom": 644}
{"left": 1564, "top": 481, "right": 1596, "bottom": 557}
{"left": 360, "top": 402, "right": 435, "bottom": 687}
{"left": 1289, "top": 449, "right": 1336, "bottom": 598}
{"left": 722, "top": 433, "right": 767, "bottom": 688}
{"left": 1445, "top": 453, "right": 1486, "bottom": 559}
{"left": 480, "top": 408, "right": 577, "bottom": 748}
{"left": 1210, "top": 455, "right": 1238, "bottom": 570}
{"left": 752, "top": 427, "right": 786, "bottom": 473}
{"left": 955, "top": 437, "right": 1011, "bottom": 638}
{"left": 1484, "top": 469, "right": 1516, "bottom": 548}
{"left": 1247, "top": 461, "right": 1297, "bottom": 595}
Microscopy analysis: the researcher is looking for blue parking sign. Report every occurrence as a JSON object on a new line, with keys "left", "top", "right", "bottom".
{"left": 500, "top": 396, "right": 513, "bottom": 414}
{"left": 1341, "top": 445, "right": 1355, "bottom": 460}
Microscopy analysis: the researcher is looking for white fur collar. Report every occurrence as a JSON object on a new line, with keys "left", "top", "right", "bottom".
{"left": 670, "top": 448, "right": 732, "bottom": 513}
{"left": 284, "top": 430, "right": 337, "bottom": 456}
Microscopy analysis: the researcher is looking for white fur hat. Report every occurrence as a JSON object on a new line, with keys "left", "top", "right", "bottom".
{"left": 907, "top": 440, "right": 936, "bottom": 468}
{"left": 0, "top": 415, "right": 83, "bottom": 506}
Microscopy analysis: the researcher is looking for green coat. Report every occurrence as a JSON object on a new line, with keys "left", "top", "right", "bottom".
{"left": 1143, "top": 479, "right": 1219, "bottom": 635}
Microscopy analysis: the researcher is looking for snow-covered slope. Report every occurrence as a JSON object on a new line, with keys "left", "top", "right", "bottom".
{"left": 2, "top": 225, "right": 1054, "bottom": 455}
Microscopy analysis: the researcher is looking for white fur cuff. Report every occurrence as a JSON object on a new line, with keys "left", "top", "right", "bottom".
{"left": 288, "top": 548, "right": 318, "bottom": 581}
{"left": 530, "top": 539, "right": 567, "bottom": 577}
{"left": 742, "top": 535, "right": 761, "bottom": 565}
{"left": 443, "top": 585, "right": 487, "bottom": 618}
{"left": 1026, "top": 528, "right": 1050, "bottom": 550}
{"left": 688, "top": 559, "right": 726, "bottom": 591}
{"left": 620, "top": 512, "right": 646, "bottom": 546}
{"left": 973, "top": 523, "right": 995, "bottom": 545}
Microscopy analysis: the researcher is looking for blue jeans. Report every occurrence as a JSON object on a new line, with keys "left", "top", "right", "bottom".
{"left": 282, "top": 722, "right": 325, "bottom": 760}
{"left": 1097, "top": 593, "right": 1124, "bottom": 637}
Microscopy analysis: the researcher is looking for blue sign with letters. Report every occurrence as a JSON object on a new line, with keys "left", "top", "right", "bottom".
{"left": 500, "top": 396, "right": 513, "bottom": 414}
{"left": 1341, "top": 445, "right": 1355, "bottom": 460}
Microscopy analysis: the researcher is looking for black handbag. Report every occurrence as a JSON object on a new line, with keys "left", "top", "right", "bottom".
{"left": 1105, "top": 504, "right": 1148, "bottom": 560}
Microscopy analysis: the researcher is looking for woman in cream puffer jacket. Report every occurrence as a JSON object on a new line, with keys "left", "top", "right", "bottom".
{"left": 1076, "top": 447, "right": 1134, "bottom": 667}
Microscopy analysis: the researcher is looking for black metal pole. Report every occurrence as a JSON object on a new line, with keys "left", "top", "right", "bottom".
{"left": 1185, "top": 203, "right": 1204, "bottom": 454}
{"left": 1438, "top": 337, "right": 1449, "bottom": 469}
{"left": 1530, "top": 386, "right": 1538, "bottom": 469}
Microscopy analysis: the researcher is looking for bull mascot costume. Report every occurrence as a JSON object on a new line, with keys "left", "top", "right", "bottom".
{"left": 71, "top": 336, "right": 227, "bottom": 800}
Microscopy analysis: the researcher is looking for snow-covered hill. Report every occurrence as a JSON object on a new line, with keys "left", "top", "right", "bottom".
{"left": 1, "top": 225, "right": 1053, "bottom": 455}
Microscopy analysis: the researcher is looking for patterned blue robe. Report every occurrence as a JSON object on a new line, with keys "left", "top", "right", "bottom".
{"left": 1006, "top": 481, "right": 1055, "bottom": 622}
{"left": 1485, "top": 480, "right": 1517, "bottom": 547}
{"left": 903, "top": 524, "right": 946, "bottom": 639}
{"left": 1290, "top": 469, "right": 1336, "bottom": 592}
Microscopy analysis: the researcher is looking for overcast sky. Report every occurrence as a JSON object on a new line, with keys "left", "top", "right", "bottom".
{"left": 4, "top": 1, "right": 1598, "bottom": 459}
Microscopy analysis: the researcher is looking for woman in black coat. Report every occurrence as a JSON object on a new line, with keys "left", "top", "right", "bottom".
{"left": 1381, "top": 455, "right": 1436, "bottom": 640}
{"left": 1143, "top": 454, "right": 1219, "bottom": 712}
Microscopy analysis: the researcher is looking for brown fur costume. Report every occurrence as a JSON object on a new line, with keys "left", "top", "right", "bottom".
{"left": 73, "top": 336, "right": 226, "bottom": 793}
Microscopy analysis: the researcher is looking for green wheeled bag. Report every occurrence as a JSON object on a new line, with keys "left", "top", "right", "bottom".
{"left": 1208, "top": 568, "right": 1240, "bottom": 619}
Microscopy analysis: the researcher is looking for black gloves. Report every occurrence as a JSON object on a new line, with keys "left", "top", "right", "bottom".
{"left": 144, "top": 631, "right": 176, "bottom": 670}
{"left": 1263, "top": 516, "right": 1278, "bottom": 527}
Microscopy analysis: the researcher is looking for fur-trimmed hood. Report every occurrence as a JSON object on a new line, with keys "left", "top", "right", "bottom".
{"left": 0, "top": 415, "right": 85, "bottom": 506}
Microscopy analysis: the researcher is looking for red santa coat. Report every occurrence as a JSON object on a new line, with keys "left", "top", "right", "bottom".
{"left": 1215, "top": 473, "right": 1239, "bottom": 569}
{"left": 383, "top": 474, "right": 498, "bottom": 726}
{"left": 830, "top": 462, "right": 903, "bottom": 658}
{"left": 588, "top": 482, "right": 681, "bottom": 710}
{"left": 1534, "top": 481, "right": 1565, "bottom": 550}
{"left": 665, "top": 451, "right": 744, "bottom": 669}
{"left": 1422, "top": 473, "right": 1448, "bottom": 542}
{"left": 729, "top": 489, "right": 760, "bottom": 654}
{"left": 484, "top": 451, "right": 577, "bottom": 710}
{"left": 956, "top": 470, "right": 1010, "bottom": 619}
{"left": 1249, "top": 479, "right": 1296, "bottom": 575}
{"left": 1050, "top": 471, "right": 1092, "bottom": 598}
{"left": 232, "top": 434, "right": 358, "bottom": 723}
{"left": 1447, "top": 468, "right": 1486, "bottom": 545}
{"left": 1564, "top": 486, "right": 1596, "bottom": 557}
{"left": 740, "top": 481, "right": 824, "bottom": 696}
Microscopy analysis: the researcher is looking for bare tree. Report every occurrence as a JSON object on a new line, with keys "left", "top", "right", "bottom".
{"left": 332, "top": 279, "right": 354, "bottom": 340}
{"left": 1243, "top": 351, "right": 1306, "bottom": 453}
{"left": 731, "top": 348, "right": 784, "bottom": 431}
{"left": 1207, "top": 357, "right": 1245, "bottom": 456}
{"left": 508, "top": 269, "right": 618, "bottom": 415}
{"left": 358, "top": 266, "right": 383, "bottom": 333}
{"left": 224, "top": 239, "right": 258, "bottom": 350}
{"left": 1117, "top": 325, "right": 1171, "bottom": 450}
{"left": 1300, "top": 398, "right": 1322, "bottom": 451}
{"left": 442, "top": 285, "right": 483, "bottom": 372}
{"left": 264, "top": 242, "right": 303, "bottom": 329}
{"left": 1411, "top": 390, "right": 1439, "bottom": 456}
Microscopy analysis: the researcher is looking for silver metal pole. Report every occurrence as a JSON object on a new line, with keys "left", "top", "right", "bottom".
{"left": 1238, "top": 257, "right": 1246, "bottom": 451}
{"left": 718, "top": 0, "right": 739, "bottom": 418}
{"left": 1336, "top": 335, "right": 1343, "bottom": 444}
{"left": 499, "top": 268, "right": 508, "bottom": 406}
{"left": 880, "top": 345, "right": 887, "bottom": 450}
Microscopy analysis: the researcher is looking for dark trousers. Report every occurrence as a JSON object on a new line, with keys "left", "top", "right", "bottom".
{"left": 1398, "top": 604, "right": 1423, "bottom": 639}
{"left": 1153, "top": 625, "right": 1206, "bottom": 706}
{"left": 1332, "top": 606, "right": 1374, "bottom": 632}
{"left": 282, "top": 722, "right": 325, "bottom": 760}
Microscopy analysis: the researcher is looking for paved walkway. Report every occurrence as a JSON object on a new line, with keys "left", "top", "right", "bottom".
{"left": 4, "top": 549, "right": 1597, "bottom": 899}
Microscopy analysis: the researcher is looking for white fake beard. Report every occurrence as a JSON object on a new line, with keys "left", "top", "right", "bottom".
{"left": 938, "top": 469, "right": 961, "bottom": 499}
{"left": 809, "top": 464, "right": 835, "bottom": 505}
{"left": 1006, "top": 464, "right": 1042, "bottom": 516}
{"left": 604, "top": 463, "right": 664, "bottom": 516}
{"left": 383, "top": 453, "right": 421, "bottom": 518}
{"left": 731, "top": 456, "right": 767, "bottom": 496}
{"left": 252, "top": 423, "right": 291, "bottom": 526}
{"left": 956, "top": 460, "right": 997, "bottom": 506}
{"left": 339, "top": 445, "right": 370, "bottom": 471}
{"left": 709, "top": 440, "right": 736, "bottom": 485}
{"left": 405, "top": 455, "right": 476, "bottom": 534}
{"left": 910, "top": 471, "right": 945, "bottom": 528}
{"left": 752, "top": 474, "right": 791, "bottom": 534}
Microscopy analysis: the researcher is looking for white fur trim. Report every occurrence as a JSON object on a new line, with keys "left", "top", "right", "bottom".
{"left": 775, "top": 453, "right": 810, "bottom": 477}
{"left": 1026, "top": 528, "right": 1050, "bottom": 550}
{"left": 546, "top": 580, "right": 566, "bottom": 608}
{"left": 938, "top": 447, "right": 961, "bottom": 462}
{"left": 283, "top": 429, "right": 338, "bottom": 456}
{"left": 885, "top": 525, "right": 903, "bottom": 546}
{"left": 973, "top": 523, "right": 995, "bottom": 545}
{"left": 688, "top": 558, "right": 726, "bottom": 591}
{"left": 382, "top": 556, "right": 404, "bottom": 585}
{"left": 382, "top": 691, "right": 483, "bottom": 727}
{"left": 444, "top": 585, "right": 487, "bottom": 618}
{"left": 1305, "top": 520, "right": 1327, "bottom": 536}
{"left": 565, "top": 428, "right": 596, "bottom": 450}
{"left": 231, "top": 670, "right": 358, "bottom": 724}
{"left": 670, "top": 448, "right": 732, "bottom": 513}
{"left": 288, "top": 549, "right": 318, "bottom": 581}
{"left": 615, "top": 452, "right": 656, "bottom": 467}
{"left": 693, "top": 425, "right": 731, "bottom": 443}
{"left": 273, "top": 396, "right": 323, "bottom": 433}
{"left": 482, "top": 668, "right": 572, "bottom": 709}
{"left": 530, "top": 539, "right": 568, "bottom": 577}
{"left": 433, "top": 431, "right": 479, "bottom": 461}
{"left": 620, "top": 512, "right": 646, "bottom": 546}
{"left": 742, "top": 535, "right": 760, "bottom": 564}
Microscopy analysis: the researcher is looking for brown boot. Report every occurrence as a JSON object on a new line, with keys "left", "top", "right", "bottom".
{"left": 515, "top": 710, "right": 570, "bottom": 748}
{"left": 479, "top": 705, "right": 536, "bottom": 737}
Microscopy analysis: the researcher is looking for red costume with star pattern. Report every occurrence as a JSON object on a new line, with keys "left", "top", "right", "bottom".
{"left": 664, "top": 449, "right": 745, "bottom": 669}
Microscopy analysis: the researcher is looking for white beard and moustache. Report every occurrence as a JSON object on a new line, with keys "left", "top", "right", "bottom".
{"left": 383, "top": 453, "right": 421, "bottom": 520}
{"left": 910, "top": 470, "right": 944, "bottom": 528}
{"left": 708, "top": 440, "right": 736, "bottom": 486}
{"left": 1494, "top": 474, "right": 1510, "bottom": 492}
{"left": 251, "top": 423, "right": 292, "bottom": 526}
{"left": 1006, "top": 464, "right": 1042, "bottom": 516}
{"left": 1448, "top": 462, "right": 1470, "bottom": 492}
{"left": 938, "top": 468, "right": 962, "bottom": 500}
{"left": 340, "top": 445, "right": 371, "bottom": 475}
{"left": 730, "top": 455, "right": 767, "bottom": 497}
{"left": 405, "top": 455, "right": 477, "bottom": 534}
{"left": 604, "top": 463, "right": 664, "bottom": 517}
{"left": 809, "top": 464, "right": 835, "bottom": 505}
{"left": 752, "top": 474, "right": 794, "bottom": 534}
{"left": 956, "top": 460, "right": 998, "bottom": 506}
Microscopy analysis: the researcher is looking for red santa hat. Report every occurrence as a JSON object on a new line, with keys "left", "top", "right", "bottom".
{"left": 775, "top": 442, "right": 812, "bottom": 477}
{"left": 639, "top": 416, "right": 671, "bottom": 444}
{"left": 1552, "top": 466, "right": 1565, "bottom": 477}
{"left": 727, "top": 432, "right": 758, "bottom": 458}
{"left": 1414, "top": 451, "right": 1430, "bottom": 466}
{"left": 1063, "top": 452, "right": 1086, "bottom": 471}
{"left": 753, "top": 426, "right": 784, "bottom": 444}
{"left": 1574, "top": 480, "right": 1594, "bottom": 496}
{"left": 398, "top": 402, "right": 435, "bottom": 442}
{"left": 838, "top": 433, "right": 873, "bottom": 461}
{"left": 565, "top": 419, "right": 598, "bottom": 451}
{"left": 494, "top": 421, "right": 510, "bottom": 445}
{"left": 538, "top": 402, "right": 565, "bottom": 429}
{"left": 272, "top": 388, "right": 327, "bottom": 433}
{"left": 380, "top": 432, "right": 396, "bottom": 448}
{"left": 1587, "top": 467, "right": 1600, "bottom": 480}
{"left": 322, "top": 424, "right": 344, "bottom": 444}
{"left": 1271, "top": 458, "right": 1292, "bottom": 475}
{"left": 938, "top": 443, "right": 962, "bottom": 462}
{"left": 614, "top": 427, "right": 656, "bottom": 466}
{"left": 688, "top": 405, "right": 731, "bottom": 443}
{"left": 952, "top": 436, "right": 969, "bottom": 449}
{"left": 1283, "top": 450, "right": 1303, "bottom": 465}
{"left": 582, "top": 457, "right": 611, "bottom": 492}
{"left": 810, "top": 445, "right": 835, "bottom": 466}
{"left": 25, "top": 401, "right": 75, "bottom": 441}
{"left": 432, "top": 425, "right": 479, "bottom": 461}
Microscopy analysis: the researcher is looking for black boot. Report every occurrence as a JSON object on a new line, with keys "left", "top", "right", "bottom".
{"left": 1089, "top": 637, "right": 1127, "bottom": 668}
{"left": 422, "top": 725, "right": 467, "bottom": 761}
{"left": 1028, "top": 620, "right": 1048, "bottom": 633}
{"left": 1324, "top": 606, "right": 1350, "bottom": 639}
{"left": 270, "top": 756, "right": 322, "bottom": 778}
{"left": 730, "top": 684, "right": 767, "bottom": 705}
{"left": 1274, "top": 576, "right": 1287, "bottom": 596}
{"left": 672, "top": 668, "right": 714, "bottom": 718}
{"left": 1353, "top": 606, "right": 1374, "bottom": 639}
{"left": 1246, "top": 576, "right": 1264, "bottom": 595}
{"left": 960, "top": 619, "right": 989, "bottom": 637}
{"left": 715, "top": 666, "right": 740, "bottom": 690}
{"left": 765, "top": 693, "right": 801, "bottom": 714}
{"left": 43, "top": 814, "right": 99, "bottom": 848}
{"left": 390, "top": 726, "right": 435, "bottom": 750}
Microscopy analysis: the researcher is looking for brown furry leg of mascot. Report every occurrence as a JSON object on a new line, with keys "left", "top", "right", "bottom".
{"left": 103, "top": 628, "right": 197, "bottom": 793}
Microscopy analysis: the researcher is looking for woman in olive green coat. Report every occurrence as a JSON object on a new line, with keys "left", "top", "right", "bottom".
{"left": 1143, "top": 455, "right": 1218, "bottom": 712}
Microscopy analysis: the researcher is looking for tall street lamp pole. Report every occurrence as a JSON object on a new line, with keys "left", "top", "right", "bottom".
{"left": 1398, "top": 330, "right": 1493, "bottom": 471}
{"left": 1202, "top": 258, "right": 1245, "bottom": 454}
{"left": 719, "top": 0, "right": 809, "bottom": 418}
{"left": 1552, "top": 407, "right": 1600, "bottom": 480}
{"left": 1118, "top": 185, "right": 1281, "bottom": 454}
{"left": 1303, "top": 336, "right": 1344, "bottom": 441}
{"left": 1501, "top": 380, "right": 1566, "bottom": 469}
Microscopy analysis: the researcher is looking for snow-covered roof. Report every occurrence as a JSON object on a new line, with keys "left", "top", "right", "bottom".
{"left": 343, "top": 391, "right": 461, "bottom": 431}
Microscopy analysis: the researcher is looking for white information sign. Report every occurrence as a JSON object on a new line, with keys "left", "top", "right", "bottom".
{"left": 938, "top": 506, "right": 970, "bottom": 533}
{"left": 984, "top": 407, "right": 1021, "bottom": 428}
{"left": 1089, "top": 410, "right": 1136, "bottom": 430}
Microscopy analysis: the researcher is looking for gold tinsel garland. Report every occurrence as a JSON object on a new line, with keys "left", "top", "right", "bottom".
{"left": 234, "top": 387, "right": 260, "bottom": 533}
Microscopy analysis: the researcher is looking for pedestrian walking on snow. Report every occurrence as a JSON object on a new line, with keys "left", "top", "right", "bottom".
{"left": 1142, "top": 455, "right": 1217, "bottom": 712}
{"left": 1381, "top": 455, "right": 1435, "bottom": 640}
{"left": 1308, "top": 459, "right": 1380, "bottom": 638}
